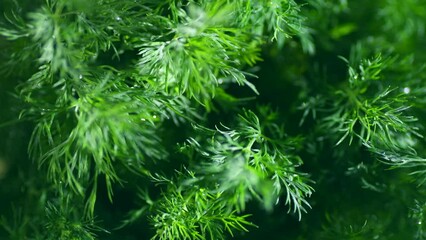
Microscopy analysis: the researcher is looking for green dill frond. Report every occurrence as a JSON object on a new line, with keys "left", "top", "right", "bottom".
{"left": 365, "top": 145, "right": 426, "bottom": 186}
{"left": 320, "top": 53, "right": 421, "bottom": 148}
{"left": 26, "top": 68, "right": 200, "bottom": 216}
{"left": 298, "top": 95, "right": 326, "bottom": 126}
{"left": 137, "top": 0, "right": 261, "bottom": 109}
{"left": 27, "top": 5, "right": 83, "bottom": 75}
{"left": 149, "top": 181, "right": 254, "bottom": 240}
{"left": 0, "top": 10, "right": 29, "bottom": 40}
{"left": 44, "top": 201, "right": 106, "bottom": 240}
{"left": 181, "top": 108, "right": 313, "bottom": 219}
{"left": 235, "top": 0, "right": 313, "bottom": 50}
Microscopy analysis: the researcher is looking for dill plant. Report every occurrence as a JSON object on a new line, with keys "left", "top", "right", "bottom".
{"left": 1, "top": 0, "right": 426, "bottom": 239}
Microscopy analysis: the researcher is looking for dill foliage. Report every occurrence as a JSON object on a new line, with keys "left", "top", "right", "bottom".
{"left": 1, "top": 0, "right": 426, "bottom": 239}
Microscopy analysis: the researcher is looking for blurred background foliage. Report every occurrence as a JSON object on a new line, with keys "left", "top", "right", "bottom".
{"left": 1, "top": 0, "right": 426, "bottom": 239}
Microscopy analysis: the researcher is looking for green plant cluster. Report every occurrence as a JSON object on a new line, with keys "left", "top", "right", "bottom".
{"left": 1, "top": 0, "right": 426, "bottom": 239}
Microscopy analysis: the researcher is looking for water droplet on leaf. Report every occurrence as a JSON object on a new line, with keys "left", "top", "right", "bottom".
{"left": 403, "top": 87, "right": 410, "bottom": 94}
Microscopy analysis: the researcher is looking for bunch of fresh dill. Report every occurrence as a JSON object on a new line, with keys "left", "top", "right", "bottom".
{"left": 1, "top": 0, "right": 426, "bottom": 239}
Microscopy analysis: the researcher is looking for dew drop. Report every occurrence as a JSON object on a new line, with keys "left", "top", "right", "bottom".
{"left": 403, "top": 87, "right": 410, "bottom": 94}
{"left": 79, "top": 74, "right": 83, "bottom": 79}
{"left": 141, "top": 118, "right": 146, "bottom": 121}
{"left": 115, "top": 16, "right": 122, "bottom": 21}
{"left": 418, "top": 220, "right": 422, "bottom": 225}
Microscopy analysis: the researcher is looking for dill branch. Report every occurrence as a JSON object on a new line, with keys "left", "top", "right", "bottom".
{"left": 181, "top": 108, "right": 313, "bottom": 219}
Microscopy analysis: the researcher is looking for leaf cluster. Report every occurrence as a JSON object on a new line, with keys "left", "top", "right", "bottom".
{"left": 180, "top": 108, "right": 313, "bottom": 219}
{"left": 300, "top": 48, "right": 422, "bottom": 152}
{"left": 4, "top": 0, "right": 426, "bottom": 239}
{"left": 0, "top": 0, "right": 313, "bottom": 239}
{"left": 149, "top": 175, "right": 254, "bottom": 240}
